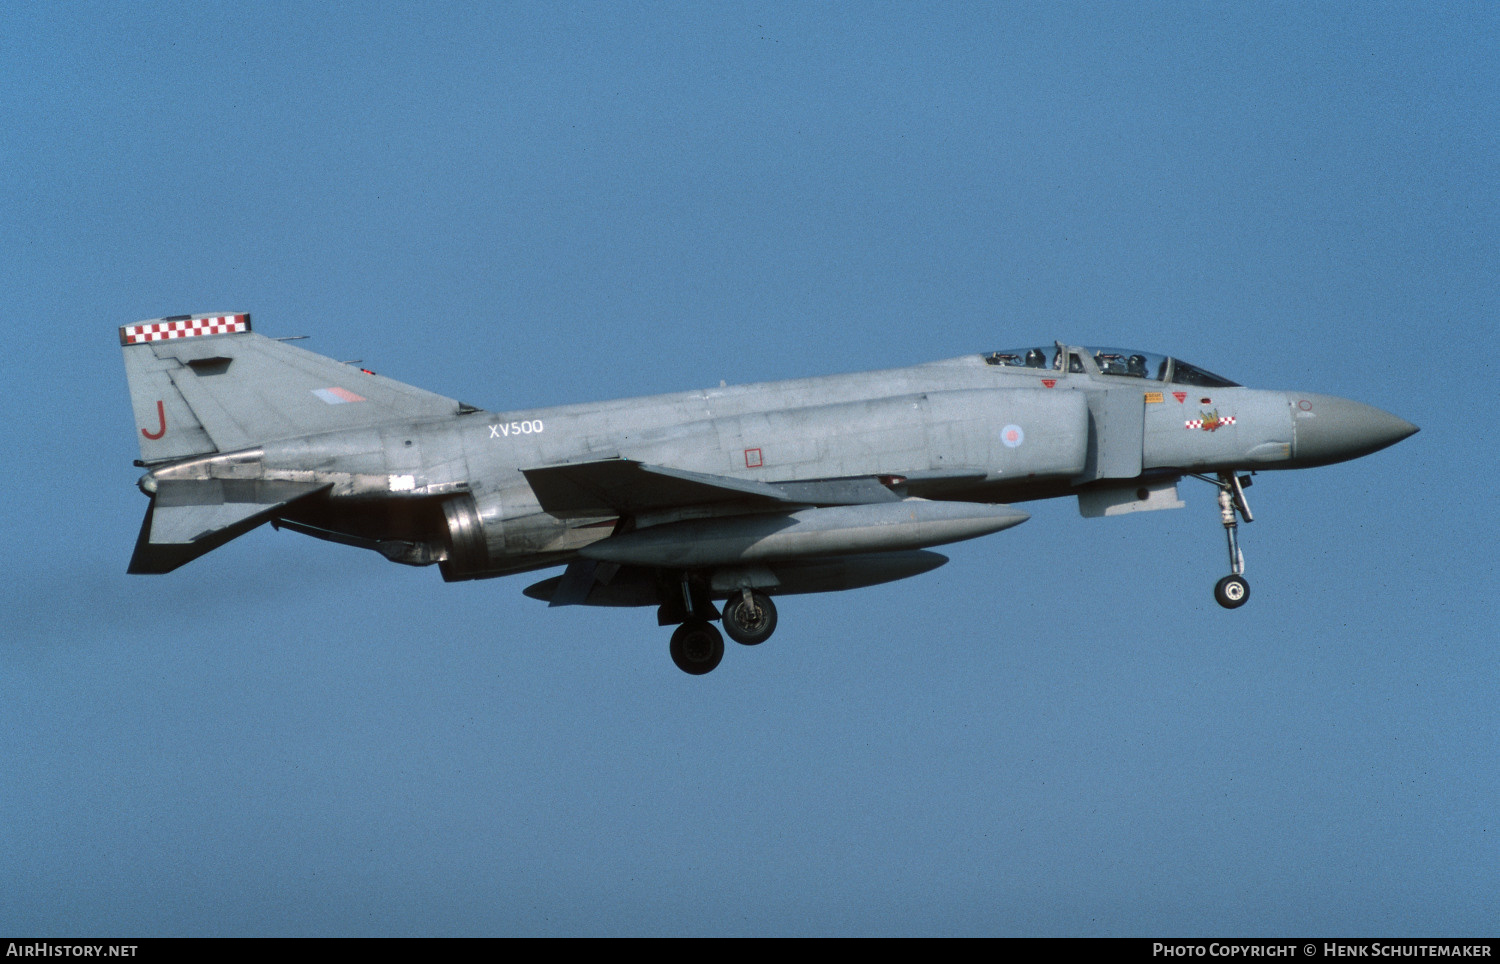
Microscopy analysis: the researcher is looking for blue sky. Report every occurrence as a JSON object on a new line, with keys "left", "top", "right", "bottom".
{"left": 2, "top": 1, "right": 1494, "bottom": 936}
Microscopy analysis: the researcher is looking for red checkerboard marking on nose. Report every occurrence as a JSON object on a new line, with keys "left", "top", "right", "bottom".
{"left": 1185, "top": 416, "right": 1236, "bottom": 430}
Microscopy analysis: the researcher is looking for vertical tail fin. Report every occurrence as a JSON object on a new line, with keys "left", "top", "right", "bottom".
{"left": 120, "top": 314, "right": 245, "bottom": 462}
{"left": 120, "top": 312, "right": 465, "bottom": 463}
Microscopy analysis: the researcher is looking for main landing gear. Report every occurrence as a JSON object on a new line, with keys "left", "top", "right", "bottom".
{"left": 1200, "top": 471, "right": 1253, "bottom": 609}
{"left": 662, "top": 578, "right": 779, "bottom": 675}
{"left": 722, "top": 589, "right": 778, "bottom": 645}
{"left": 669, "top": 621, "right": 725, "bottom": 675}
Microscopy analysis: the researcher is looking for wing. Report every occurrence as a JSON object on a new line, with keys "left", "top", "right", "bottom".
{"left": 520, "top": 458, "right": 902, "bottom": 519}
{"left": 519, "top": 457, "right": 1019, "bottom": 609}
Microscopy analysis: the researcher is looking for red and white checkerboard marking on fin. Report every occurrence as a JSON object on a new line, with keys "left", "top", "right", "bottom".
{"left": 120, "top": 314, "right": 250, "bottom": 345}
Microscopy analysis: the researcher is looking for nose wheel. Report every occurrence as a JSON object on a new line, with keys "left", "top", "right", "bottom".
{"left": 1203, "top": 472, "right": 1253, "bottom": 609}
{"left": 1214, "top": 574, "right": 1250, "bottom": 609}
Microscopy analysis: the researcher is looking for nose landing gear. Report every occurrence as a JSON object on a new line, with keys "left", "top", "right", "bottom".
{"left": 1207, "top": 471, "right": 1253, "bottom": 609}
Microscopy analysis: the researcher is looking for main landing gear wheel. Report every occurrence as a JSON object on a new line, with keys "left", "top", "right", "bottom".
{"left": 670, "top": 620, "right": 724, "bottom": 675}
{"left": 721, "top": 590, "right": 777, "bottom": 646}
{"left": 1214, "top": 574, "right": 1250, "bottom": 609}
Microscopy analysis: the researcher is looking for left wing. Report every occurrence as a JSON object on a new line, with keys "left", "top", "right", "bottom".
{"left": 520, "top": 458, "right": 900, "bottom": 518}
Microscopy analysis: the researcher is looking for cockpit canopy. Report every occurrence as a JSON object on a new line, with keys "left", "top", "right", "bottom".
{"left": 982, "top": 345, "right": 1239, "bottom": 388}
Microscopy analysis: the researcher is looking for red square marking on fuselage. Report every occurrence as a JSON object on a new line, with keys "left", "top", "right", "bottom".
{"left": 744, "top": 448, "right": 763, "bottom": 468}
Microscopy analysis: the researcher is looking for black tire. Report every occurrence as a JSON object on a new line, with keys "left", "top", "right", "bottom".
{"left": 1214, "top": 574, "right": 1250, "bottom": 609}
{"left": 669, "top": 620, "right": 725, "bottom": 675}
{"left": 721, "top": 591, "right": 778, "bottom": 646}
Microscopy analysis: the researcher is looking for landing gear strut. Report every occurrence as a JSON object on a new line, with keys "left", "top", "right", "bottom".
{"left": 1210, "top": 471, "right": 1252, "bottom": 609}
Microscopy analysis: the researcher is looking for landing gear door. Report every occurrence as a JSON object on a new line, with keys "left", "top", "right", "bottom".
{"left": 1077, "top": 389, "right": 1144, "bottom": 481}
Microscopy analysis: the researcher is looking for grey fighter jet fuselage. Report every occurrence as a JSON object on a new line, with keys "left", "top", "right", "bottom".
{"left": 120, "top": 315, "right": 1417, "bottom": 674}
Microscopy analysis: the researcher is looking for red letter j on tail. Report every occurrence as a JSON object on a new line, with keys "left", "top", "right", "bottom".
{"left": 141, "top": 400, "right": 166, "bottom": 439}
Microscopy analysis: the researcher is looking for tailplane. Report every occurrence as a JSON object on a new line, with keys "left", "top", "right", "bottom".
{"left": 128, "top": 478, "right": 331, "bottom": 574}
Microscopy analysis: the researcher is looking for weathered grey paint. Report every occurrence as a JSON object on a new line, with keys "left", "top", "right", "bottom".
{"left": 120, "top": 317, "right": 1417, "bottom": 609}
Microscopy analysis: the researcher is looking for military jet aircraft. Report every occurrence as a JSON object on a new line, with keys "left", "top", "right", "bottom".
{"left": 120, "top": 313, "right": 1417, "bottom": 674}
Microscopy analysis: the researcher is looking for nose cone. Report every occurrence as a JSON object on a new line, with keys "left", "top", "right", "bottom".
{"left": 1288, "top": 393, "right": 1419, "bottom": 467}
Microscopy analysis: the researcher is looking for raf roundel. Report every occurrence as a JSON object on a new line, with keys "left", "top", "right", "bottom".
{"left": 1000, "top": 424, "right": 1025, "bottom": 448}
